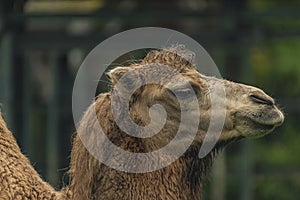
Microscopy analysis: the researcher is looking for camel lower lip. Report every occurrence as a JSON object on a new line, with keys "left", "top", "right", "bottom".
{"left": 250, "top": 117, "right": 280, "bottom": 129}
{"left": 247, "top": 113, "right": 283, "bottom": 126}
{"left": 255, "top": 122, "right": 275, "bottom": 131}
{"left": 244, "top": 116, "right": 277, "bottom": 131}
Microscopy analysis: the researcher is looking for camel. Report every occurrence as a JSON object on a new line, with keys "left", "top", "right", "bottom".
{"left": 0, "top": 113, "right": 71, "bottom": 199}
{"left": 0, "top": 45, "right": 284, "bottom": 199}
{"left": 68, "top": 46, "right": 284, "bottom": 200}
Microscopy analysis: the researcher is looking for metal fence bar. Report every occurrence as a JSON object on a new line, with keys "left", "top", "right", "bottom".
{"left": 211, "top": 152, "right": 226, "bottom": 200}
{"left": 22, "top": 52, "right": 33, "bottom": 155}
{"left": 210, "top": 46, "right": 227, "bottom": 200}
{"left": 8, "top": 8, "right": 300, "bottom": 22}
{"left": 240, "top": 140, "right": 254, "bottom": 200}
{"left": 239, "top": 39, "right": 254, "bottom": 200}
{"left": 0, "top": 31, "right": 14, "bottom": 129}
{"left": 46, "top": 52, "right": 60, "bottom": 186}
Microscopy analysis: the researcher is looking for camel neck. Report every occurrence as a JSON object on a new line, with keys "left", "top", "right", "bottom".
{"left": 85, "top": 156, "right": 204, "bottom": 200}
{"left": 0, "top": 114, "right": 59, "bottom": 199}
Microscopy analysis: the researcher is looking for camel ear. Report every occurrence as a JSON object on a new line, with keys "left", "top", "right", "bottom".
{"left": 107, "top": 67, "right": 130, "bottom": 85}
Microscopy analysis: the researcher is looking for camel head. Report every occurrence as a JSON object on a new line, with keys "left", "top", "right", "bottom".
{"left": 68, "top": 46, "right": 285, "bottom": 199}
{"left": 107, "top": 47, "right": 284, "bottom": 153}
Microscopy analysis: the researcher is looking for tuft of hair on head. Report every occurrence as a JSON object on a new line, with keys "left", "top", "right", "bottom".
{"left": 163, "top": 44, "right": 196, "bottom": 66}
{"left": 141, "top": 44, "right": 196, "bottom": 71}
{"left": 106, "top": 66, "right": 130, "bottom": 85}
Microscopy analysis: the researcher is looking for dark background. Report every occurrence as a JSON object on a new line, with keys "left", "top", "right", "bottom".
{"left": 0, "top": 0, "right": 299, "bottom": 199}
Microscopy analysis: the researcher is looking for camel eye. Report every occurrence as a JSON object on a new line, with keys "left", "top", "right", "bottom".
{"left": 174, "top": 88, "right": 194, "bottom": 99}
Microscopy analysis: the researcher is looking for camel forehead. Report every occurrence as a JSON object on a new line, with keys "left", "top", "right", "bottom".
{"left": 136, "top": 48, "right": 202, "bottom": 78}
{"left": 131, "top": 63, "right": 205, "bottom": 90}
{"left": 110, "top": 46, "right": 208, "bottom": 90}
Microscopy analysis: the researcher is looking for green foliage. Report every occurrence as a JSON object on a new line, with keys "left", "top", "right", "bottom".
{"left": 251, "top": 39, "right": 300, "bottom": 97}
{"left": 254, "top": 122, "right": 300, "bottom": 167}
{"left": 254, "top": 175, "right": 300, "bottom": 200}
{"left": 248, "top": 37, "right": 300, "bottom": 199}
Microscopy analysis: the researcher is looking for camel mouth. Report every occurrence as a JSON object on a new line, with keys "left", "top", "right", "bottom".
{"left": 234, "top": 106, "right": 284, "bottom": 138}
{"left": 244, "top": 119, "right": 277, "bottom": 138}
{"left": 234, "top": 118, "right": 277, "bottom": 139}
{"left": 250, "top": 120, "right": 276, "bottom": 132}
{"left": 248, "top": 106, "right": 284, "bottom": 128}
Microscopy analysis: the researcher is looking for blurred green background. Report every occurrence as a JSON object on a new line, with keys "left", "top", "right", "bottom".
{"left": 0, "top": 0, "right": 299, "bottom": 199}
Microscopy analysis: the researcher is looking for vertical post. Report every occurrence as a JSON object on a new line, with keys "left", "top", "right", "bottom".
{"left": 0, "top": 31, "right": 14, "bottom": 129}
{"left": 210, "top": 47, "right": 227, "bottom": 200}
{"left": 240, "top": 140, "right": 253, "bottom": 200}
{"left": 22, "top": 52, "right": 33, "bottom": 155}
{"left": 225, "top": 43, "right": 254, "bottom": 200}
{"left": 223, "top": 0, "right": 254, "bottom": 199}
{"left": 46, "top": 52, "right": 60, "bottom": 186}
{"left": 211, "top": 152, "right": 226, "bottom": 200}
{"left": 239, "top": 44, "right": 254, "bottom": 200}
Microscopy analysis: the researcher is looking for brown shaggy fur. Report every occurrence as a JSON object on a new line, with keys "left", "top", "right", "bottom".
{"left": 69, "top": 95, "right": 217, "bottom": 200}
{"left": 0, "top": 46, "right": 283, "bottom": 199}
{"left": 68, "top": 49, "right": 213, "bottom": 199}
{"left": 0, "top": 113, "right": 70, "bottom": 200}
{"left": 68, "top": 46, "right": 284, "bottom": 200}
{"left": 69, "top": 47, "right": 210, "bottom": 199}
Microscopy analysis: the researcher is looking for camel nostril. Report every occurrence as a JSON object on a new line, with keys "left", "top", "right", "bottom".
{"left": 250, "top": 94, "right": 274, "bottom": 106}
